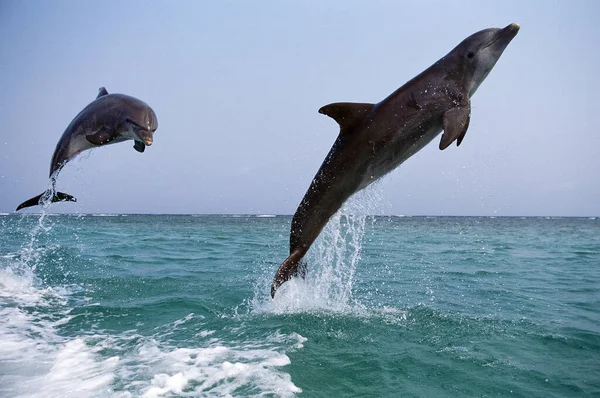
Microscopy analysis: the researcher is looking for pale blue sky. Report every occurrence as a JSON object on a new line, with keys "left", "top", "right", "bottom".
{"left": 0, "top": 1, "right": 598, "bottom": 215}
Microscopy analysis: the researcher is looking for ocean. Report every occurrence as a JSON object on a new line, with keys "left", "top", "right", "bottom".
{"left": 1, "top": 207, "right": 599, "bottom": 396}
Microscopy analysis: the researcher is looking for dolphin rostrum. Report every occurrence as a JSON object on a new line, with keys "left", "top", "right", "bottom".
{"left": 16, "top": 87, "right": 158, "bottom": 211}
{"left": 271, "top": 23, "right": 520, "bottom": 297}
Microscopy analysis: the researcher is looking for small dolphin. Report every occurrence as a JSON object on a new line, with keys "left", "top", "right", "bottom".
{"left": 16, "top": 87, "right": 158, "bottom": 211}
{"left": 271, "top": 24, "right": 520, "bottom": 297}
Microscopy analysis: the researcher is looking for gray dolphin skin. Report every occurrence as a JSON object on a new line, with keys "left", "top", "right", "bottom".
{"left": 271, "top": 23, "right": 520, "bottom": 297}
{"left": 16, "top": 87, "right": 158, "bottom": 211}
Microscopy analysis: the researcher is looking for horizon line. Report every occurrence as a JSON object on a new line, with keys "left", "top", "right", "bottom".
{"left": 2, "top": 213, "right": 598, "bottom": 218}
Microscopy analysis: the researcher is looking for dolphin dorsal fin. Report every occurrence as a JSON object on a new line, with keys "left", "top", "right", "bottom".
{"left": 96, "top": 87, "right": 109, "bottom": 99}
{"left": 319, "top": 102, "right": 374, "bottom": 132}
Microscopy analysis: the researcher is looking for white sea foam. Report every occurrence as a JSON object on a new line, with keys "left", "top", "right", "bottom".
{"left": 1, "top": 256, "right": 302, "bottom": 397}
{"left": 0, "top": 263, "right": 119, "bottom": 397}
{"left": 136, "top": 332, "right": 303, "bottom": 397}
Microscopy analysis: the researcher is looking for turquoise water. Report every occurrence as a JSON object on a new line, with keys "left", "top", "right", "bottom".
{"left": 0, "top": 210, "right": 599, "bottom": 397}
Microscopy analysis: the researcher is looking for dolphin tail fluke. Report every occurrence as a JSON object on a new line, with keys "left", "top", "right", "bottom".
{"left": 53, "top": 191, "right": 77, "bottom": 204}
{"left": 271, "top": 249, "right": 305, "bottom": 298}
{"left": 15, "top": 191, "right": 77, "bottom": 211}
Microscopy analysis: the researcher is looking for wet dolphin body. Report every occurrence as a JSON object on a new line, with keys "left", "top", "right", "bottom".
{"left": 16, "top": 87, "right": 158, "bottom": 211}
{"left": 271, "top": 24, "right": 520, "bottom": 297}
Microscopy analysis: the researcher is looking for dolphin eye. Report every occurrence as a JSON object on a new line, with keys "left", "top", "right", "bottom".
{"left": 467, "top": 51, "right": 475, "bottom": 59}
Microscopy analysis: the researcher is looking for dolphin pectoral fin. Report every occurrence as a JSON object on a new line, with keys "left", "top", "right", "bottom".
{"left": 319, "top": 102, "right": 374, "bottom": 132}
{"left": 439, "top": 104, "right": 471, "bottom": 150}
{"left": 86, "top": 127, "right": 115, "bottom": 146}
{"left": 96, "top": 87, "right": 109, "bottom": 99}
{"left": 16, "top": 191, "right": 76, "bottom": 211}
{"left": 133, "top": 141, "right": 146, "bottom": 153}
{"left": 271, "top": 250, "right": 305, "bottom": 298}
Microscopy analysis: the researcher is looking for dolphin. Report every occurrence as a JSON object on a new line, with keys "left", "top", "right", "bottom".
{"left": 271, "top": 23, "right": 520, "bottom": 297}
{"left": 16, "top": 87, "right": 158, "bottom": 211}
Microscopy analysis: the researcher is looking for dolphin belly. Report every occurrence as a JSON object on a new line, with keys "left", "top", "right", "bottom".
{"left": 68, "top": 134, "right": 97, "bottom": 156}
{"left": 361, "top": 121, "right": 443, "bottom": 190}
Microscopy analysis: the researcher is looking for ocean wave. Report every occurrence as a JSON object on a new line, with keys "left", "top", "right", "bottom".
{"left": 0, "top": 258, "right": 116, "bottom": 398}
{"left": 0, "top": 256, "right": 303, "bottom": 397}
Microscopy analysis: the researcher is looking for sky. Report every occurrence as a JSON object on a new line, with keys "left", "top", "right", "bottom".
{"left": 0, "top": 1, "right": 598, "bottom": 216}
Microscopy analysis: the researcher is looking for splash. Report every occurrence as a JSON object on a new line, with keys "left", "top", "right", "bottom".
{"left": 17, "top": 201, "right": 56, "bottom": 273}
{"left": 265, "top": 182, "right": 386, "bottom": 313}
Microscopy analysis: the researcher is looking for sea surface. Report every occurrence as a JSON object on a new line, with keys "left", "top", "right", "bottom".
{"left": 1, "top": 208, "right": 599, "bottom": 396}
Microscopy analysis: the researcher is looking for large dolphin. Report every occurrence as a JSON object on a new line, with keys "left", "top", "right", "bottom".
{"left": 271, "top": 23, "right": 520, "bottom": 297}
{"left": 16, "top": 87, "right": 158, "bottom": 211}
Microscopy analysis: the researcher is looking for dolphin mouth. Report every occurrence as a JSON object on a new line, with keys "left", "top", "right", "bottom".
{"left": 483, "top": 23, "right": 520, "bottom": 50}
{"left": 127, "top": 118, "right": 155, "bottom": 146}
{"left": 135, "top": 129, "right": 153, "bottom": 146}
{"left": 140, "top": 134, "right": 153, "bottom": 146}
